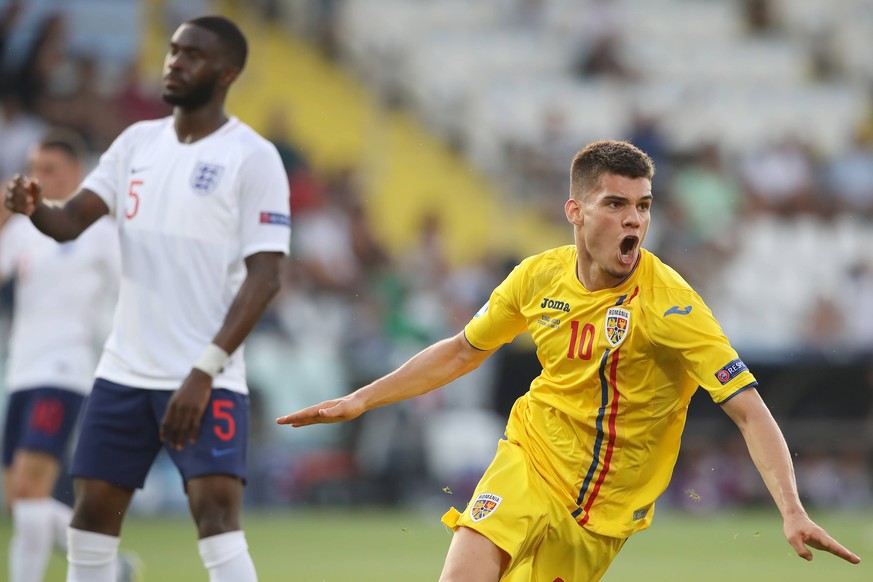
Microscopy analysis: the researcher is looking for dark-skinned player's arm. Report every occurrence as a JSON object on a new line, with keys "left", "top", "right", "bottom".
{"left": 276, "top": 332, "right": 496, "bottom": 427}
{"left": 4, "top": 175, "right": 108, "bottom": 240}
{"left": 160, "top": 251, "right": 284, "bottom": 450}
{"left": 721, "top": 388, "right": 861, "bottom": 565}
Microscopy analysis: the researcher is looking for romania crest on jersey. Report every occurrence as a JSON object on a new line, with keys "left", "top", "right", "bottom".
{"left": 469, "top": 493, "right": 502, "bottom": 522}
{"left": 604, "top": 307, "right": 631, "bottom": 348}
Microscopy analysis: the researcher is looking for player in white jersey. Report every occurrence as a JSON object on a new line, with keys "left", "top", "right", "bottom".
{"left": 1, "top": 130, "right": 120, "bottom": 582}
{"left": 4, "top": 16, "right": 290, "bottom": 582}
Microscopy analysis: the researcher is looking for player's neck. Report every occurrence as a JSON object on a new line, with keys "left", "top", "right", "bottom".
{"left": 173, "top": 105, "right": 229, "bottom": 144}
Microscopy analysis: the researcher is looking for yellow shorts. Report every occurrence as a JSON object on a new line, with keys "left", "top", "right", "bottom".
{"left": 442, "top": 439, "right": 625, "bottom": 582}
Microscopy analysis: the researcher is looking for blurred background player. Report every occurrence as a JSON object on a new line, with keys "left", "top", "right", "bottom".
{"left": 0, "top": 129, "right": 121, "bottom": 582}
{"left": 4, "top": 15, "right": 290, "bottom": 582}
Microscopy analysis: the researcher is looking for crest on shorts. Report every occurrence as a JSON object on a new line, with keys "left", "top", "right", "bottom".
{"left": 470, "top": 493, "right": 502, "bottom": 522}
{"left": 190, "top": 162, "right": 224, "bottom": 195}
{"left": 604, "top": 307, "right": 631, "bottom": 348}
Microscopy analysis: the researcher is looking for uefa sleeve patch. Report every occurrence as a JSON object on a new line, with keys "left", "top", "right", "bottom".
{"left": 259, "top": 212, "right": 291, "bottom": 226}
{"left": 714, "top": 358, "right": 748, "bottom": 385}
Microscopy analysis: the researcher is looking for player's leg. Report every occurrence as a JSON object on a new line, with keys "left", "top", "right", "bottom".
{"left": 66, "top": 478, "right": 135, "bottom": 582}
{"left": 440, "top": 439, "right": 552, "bottom": 582}
{"left": 528, "top": 516, "right": 626, "bottom": 582}
{"left": 439, "top": 526, "right": 509, "bottom": 582}
{"left": 188, "top": 475, "right": 256, "bottom": 581}
{"left": 6, "top": 451, "right": 62, "bottom": 582}
{"left": 66, "top": 380, "right": 162, "bottom": 582}
{"left": 3, "top": 388, "right": 84, "bottom": 582}
{"left": 165, "top": 388, "right": 256, "bottom": 581}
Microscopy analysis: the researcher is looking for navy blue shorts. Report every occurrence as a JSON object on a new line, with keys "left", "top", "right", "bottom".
{"left": 71, "top": 378, "right": 249, "bottom": 489}
{"left": 2, "top": 387, "right": 85, "bottom": 467}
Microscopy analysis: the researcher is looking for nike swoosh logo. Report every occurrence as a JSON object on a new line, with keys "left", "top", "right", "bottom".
{"left": 130, "top": 167, "right": 150, "bottom": 174}
{"left": 664, "top": 305, "right": 693, "bottom": 317}
{"left": 211, "top": 447, "right": 237, "bottom": 457}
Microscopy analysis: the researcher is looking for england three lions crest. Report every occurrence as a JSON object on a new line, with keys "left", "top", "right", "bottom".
{"left": 604, "top": 307, "right": 631, "bottom": 348}
{"left": 191, "top": 162, "right": 225, "bottom": 195}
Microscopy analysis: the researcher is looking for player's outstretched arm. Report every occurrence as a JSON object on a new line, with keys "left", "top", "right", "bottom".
{"left": 721, "top": 388, "right": 861, "bottom": 564}
{"left": 276, "top": 332, "right": 495, "bottom": 428}
{"left": 4, "top": 175, "right": 108, "bottom": 241}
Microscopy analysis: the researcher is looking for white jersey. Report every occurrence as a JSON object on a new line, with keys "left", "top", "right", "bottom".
{"left": 0, "top": 214, "right": 121, "bottom": 394}
{"left": 82, "top": 116, "right": 291, "bottom": 394}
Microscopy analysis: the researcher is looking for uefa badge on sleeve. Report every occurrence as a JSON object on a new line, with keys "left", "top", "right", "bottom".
{"left": 604, "top": 307, "right": 630, "bottom": 348}
{"left": 470, "top": 493, "right": 502, "bottom": 522}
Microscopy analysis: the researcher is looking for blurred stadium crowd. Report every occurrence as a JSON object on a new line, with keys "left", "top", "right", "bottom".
{"left": 1, "top": 0, "right": 872, "bottom": 515}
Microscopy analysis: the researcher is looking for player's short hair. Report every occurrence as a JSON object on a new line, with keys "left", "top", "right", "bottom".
{"left": 37, "top": 128, "right": 87, "bottom": 164}
{"left": 185, "top": 15, "right": 248, "bottom": 70}
{"left": 570, "top": 140, "right": 655, "bottom": 198}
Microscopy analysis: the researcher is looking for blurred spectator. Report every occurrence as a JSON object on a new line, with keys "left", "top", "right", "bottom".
{"left": 626, "top": 111, "right": 670, "bottom": 178}
{"left": 742, "top": 0, "right": 778, "bottom": 34}
{"left": 12, "top": 12, "right": 67, "bottom": 114}
{"left": 0, "top": 91, "right": 47, "bottom": 180}
{"left": 826, "top": 129, "right": 873, "bottom": 217}
{"left": 670, "top": 142, "right": 745, "bottom": 250}
{"left": 739, "top": 136, "right": 821, "bottom": 217}
{"left": 265, "top": 106, "right": 323, "bottom": 213}
{"left": 844, "top": 261, "right": 873, "bottom": 351}
{"left": 115, "top": 62, "right": 172, "bottom": 127}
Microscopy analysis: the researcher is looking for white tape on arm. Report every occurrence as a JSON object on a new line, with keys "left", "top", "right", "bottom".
{"left": 193, "top": 343, "right": 230, "bottom": 377}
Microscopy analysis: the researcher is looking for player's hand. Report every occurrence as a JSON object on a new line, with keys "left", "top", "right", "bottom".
{"left": 275, "top": 395, "right": 365, "bottom": 427}
{"left": 4, "top": 174, "right": 43, "bottom": 216}
{"left": 783, "top": 512, "right": 861, "bottom": 564}
{"left": 160, "top": 369, "right": 213, "bottom": 450}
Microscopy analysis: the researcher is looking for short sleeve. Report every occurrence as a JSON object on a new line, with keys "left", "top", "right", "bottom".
{"left": 237, "top": 142, "right": 291, "bottom": 258}
{"left": 80, "top": 129, "right": 132, "bottom": 217}
{"left": 464, "top": 265, "right": 528, "bottom": 351}
{"left": 651, "top": 288, "right": 757, "bottom": 403}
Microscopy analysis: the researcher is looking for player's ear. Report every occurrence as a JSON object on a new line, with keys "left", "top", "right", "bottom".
{"left": 565, "top": 195, "right": 583, "bottom": 226}
{"left": 219, "top": 65, "right": 241, "bottom": 89}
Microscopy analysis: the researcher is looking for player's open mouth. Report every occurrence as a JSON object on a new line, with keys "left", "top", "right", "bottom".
{"left": 619, "top": 236, "right": 638, "bottom": 265}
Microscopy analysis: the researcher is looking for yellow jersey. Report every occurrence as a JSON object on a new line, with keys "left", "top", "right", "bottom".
{"left": 464, "top": 246, "right": 757, "bottom": 538}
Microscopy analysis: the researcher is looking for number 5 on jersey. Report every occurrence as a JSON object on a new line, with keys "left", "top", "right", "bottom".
{"left": 127, "top": 180, "right": 142, "bottom": 219}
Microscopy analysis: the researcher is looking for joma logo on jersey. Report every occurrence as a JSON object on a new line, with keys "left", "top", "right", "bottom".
{"left": 190, "top": 162, "right": 224, "bottom": 195}
{"left": 604, "top": 307, "right": 630, "bottom": 347}
{"left": 469, "top": 493, "right": 502, "bottom": 522}
{"left": 541, "top": 297, "right": 571, "bottom": 312}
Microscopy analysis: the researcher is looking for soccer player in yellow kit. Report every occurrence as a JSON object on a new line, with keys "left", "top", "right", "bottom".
{"left": 277, "top": 140, "right": 861, "bottom": 581}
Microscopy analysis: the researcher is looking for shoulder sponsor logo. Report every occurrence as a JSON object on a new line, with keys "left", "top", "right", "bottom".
{"left": 664, "top": 305, "right": 693, "bottom": 317}
{"left": 259, "top": 212, "right": 291, "bottom": 226}
{"left": 604, "top": 307, "right": 630, "bottom": 348}
{"left": 190, "top": 162, "right": 225, "bottom": 195}
{"left": 537, "top": 314, "right": 561, "bottom": 329}
{"left": 470, "top": 493, "right": 502, "bottom": 522}
{"left": 540, "top": 297, "right": 571, "bottom": 312}
{"left": 714, "top": 358, "right": 747, "bottom": 385}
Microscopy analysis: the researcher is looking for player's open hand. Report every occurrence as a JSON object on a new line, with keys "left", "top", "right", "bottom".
{"left": 161, "top": 369, "right": 213, "bottom": 450}
{"left": 4, "top": 175, "right": 43, "bottom": 216}
{"left": 784, "top": 512, "right": 861, "bottom": 564}
{"left": 276, "top": 396, "right": 365, "bottom": 427}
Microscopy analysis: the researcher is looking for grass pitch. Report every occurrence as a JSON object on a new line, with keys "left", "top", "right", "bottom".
{"left": 1, "top": 508, "right": 870, "bottom": 581}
